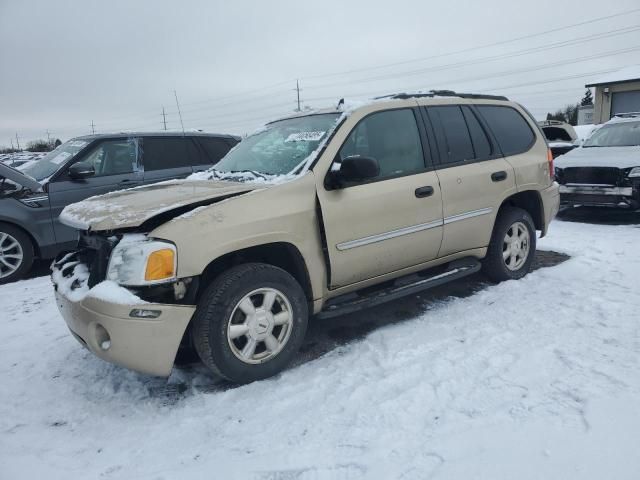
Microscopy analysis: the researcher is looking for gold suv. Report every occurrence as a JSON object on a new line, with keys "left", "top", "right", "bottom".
{"left": 52, "top": 91, "right": 560, "bottom": 383}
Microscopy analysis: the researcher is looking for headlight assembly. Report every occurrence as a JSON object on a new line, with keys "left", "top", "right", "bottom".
{"left": 107, "top": 234, "right": 177, "bottom": 286}
{"left": 628, "top": 167, "right": 640, "bottom": 178}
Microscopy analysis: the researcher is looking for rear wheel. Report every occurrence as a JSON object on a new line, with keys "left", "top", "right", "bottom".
{"left": 482, "top": 207, "right": 536, "bottom": 282}
{"left": 191, "top": 263, "right": 308, "bottom": 383}
{"left": 0, "top": 224, "right": 34, "bottom": 284}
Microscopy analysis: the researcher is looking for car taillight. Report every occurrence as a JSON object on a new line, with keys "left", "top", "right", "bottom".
{"left": 547, "top": 148, "right": 554, "bottom": 181}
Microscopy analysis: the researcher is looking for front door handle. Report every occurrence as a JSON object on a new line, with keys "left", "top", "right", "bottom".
{"left": 415, "top": 186, "right": 434, "bottom": 198}
{"left": 491, "top": 171, "right": 507, "bottom": 182}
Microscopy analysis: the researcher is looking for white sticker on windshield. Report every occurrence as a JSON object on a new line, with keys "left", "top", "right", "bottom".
{"left": 68, "top": 141, "right": 87, "bottom": 148}
{"left": 285, "top": 131, "right": 325, "bottom": 142}
{"left": 50, "top": 152, "right": 71, "bottom": 164}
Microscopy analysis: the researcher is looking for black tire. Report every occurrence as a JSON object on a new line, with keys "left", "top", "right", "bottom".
{"left": 0, "top": 223, "right": 35, "bottom": 284}
{"left": 191, "top": 263, "right": 308, "bottom": 383}
{"left": 482, "top": 207, "right": 536, "bottom": 283}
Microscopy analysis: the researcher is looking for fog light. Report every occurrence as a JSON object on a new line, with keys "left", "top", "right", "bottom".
{"left": 95, "top": 324, "right": 111, "bottom": 351}
{"left": 129, "top": 309, "right": 162, "bottom": 319}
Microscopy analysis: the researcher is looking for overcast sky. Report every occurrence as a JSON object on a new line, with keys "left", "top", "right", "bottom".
{"left": 1, "top": 0, "right": 639, "bottom": 146}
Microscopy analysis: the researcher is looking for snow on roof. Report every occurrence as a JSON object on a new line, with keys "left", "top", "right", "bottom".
{"left": 585, "top": 65, "right": 640, "bottom": 87}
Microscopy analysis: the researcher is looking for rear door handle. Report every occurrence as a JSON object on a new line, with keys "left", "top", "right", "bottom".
{"left": 415, "top": 186, "right": 434, "bottom": 198}
{"left": 491, "top": 171, "right": 507, "bottom": 182}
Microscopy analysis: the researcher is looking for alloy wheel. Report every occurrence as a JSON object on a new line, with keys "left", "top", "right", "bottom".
{"left": 227, "top": 288, "right": 294, "bottom": 364}
{"left": 502, "top": 221, "right": 530, "bottom": 271}
{"left": 0, "top": 232, "right": 24, "bottom": 279}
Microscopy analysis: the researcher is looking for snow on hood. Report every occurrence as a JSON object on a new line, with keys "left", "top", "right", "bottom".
{"left": 59, "top": 179, "right": 257, "bottom": 231}
{"left": 555, "top": 145, "right": 640, "bottom": 169}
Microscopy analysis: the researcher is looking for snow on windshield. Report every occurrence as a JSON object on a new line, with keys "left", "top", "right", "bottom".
{"left": 583, "top": 119, "right": 640, "bottom": 148}
{"left": 189, "top": 113, "right": 344, "bottom": 184}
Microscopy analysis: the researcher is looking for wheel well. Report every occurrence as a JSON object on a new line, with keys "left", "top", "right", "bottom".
{"left": 499, "top": 190, "right": 544, "bottom": 231}
{"left": 0, "top": 220, "right": 39, "bottom": 257}
{"left": 197, "top": 242, "right": 313, "bottom": 303}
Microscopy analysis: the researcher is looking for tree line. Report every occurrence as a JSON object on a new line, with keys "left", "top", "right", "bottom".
{"left": 545, "top": 89, "right": 593, "bottom": 125}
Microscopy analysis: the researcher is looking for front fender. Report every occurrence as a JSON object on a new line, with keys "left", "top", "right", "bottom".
{"left": 149, "top": 174, "right": 327, "bottom": 300}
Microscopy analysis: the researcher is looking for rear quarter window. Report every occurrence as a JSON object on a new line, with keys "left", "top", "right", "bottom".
{"left": 476, "top": 105, "right": 535, "bottom": 156}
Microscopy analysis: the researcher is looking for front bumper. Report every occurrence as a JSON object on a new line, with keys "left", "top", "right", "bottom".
{"left": 54, "top": 287, "right": 195, "bottom": 377}
{"left": 559, "top": 184, "right": 637, "bottom": 208}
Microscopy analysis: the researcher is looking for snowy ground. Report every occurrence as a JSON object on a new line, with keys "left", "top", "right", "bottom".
{"left": 1, "top": 210, "right": 639, "bottom": 479}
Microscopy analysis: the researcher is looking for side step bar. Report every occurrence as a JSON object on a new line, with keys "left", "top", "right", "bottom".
{"left": 317, "top": 257, "right": 481, "bottom": 319}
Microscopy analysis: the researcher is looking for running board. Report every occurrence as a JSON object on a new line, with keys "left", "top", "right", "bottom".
{"left": 317, "top": 257, "right": 481, "bottom": 319}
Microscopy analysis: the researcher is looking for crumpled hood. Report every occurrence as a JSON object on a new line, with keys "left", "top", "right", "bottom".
{"left": 59, "top": 179, "right": 258, "bottom": 231}
{"left": 555, "top": 146, "right": 640, "bottom": 169}
{"left": 0, "top": 163, "right": 42, "bottom": 192}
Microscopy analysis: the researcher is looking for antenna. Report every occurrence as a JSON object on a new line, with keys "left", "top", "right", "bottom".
{"left": 174, "top": 90, "right": 185, "bottom": 135}
{"left": 161, "top": 106, "right": 167, "bottom": 131}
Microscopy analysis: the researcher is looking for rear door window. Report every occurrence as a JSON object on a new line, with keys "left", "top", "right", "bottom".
{"left": 142, "top": 138, "right": 191, "bottom": 171}
{"left": 476, "top": 105, "right": 535, "bottom": 156}
{"left": 427, "top": 106, "right": 475, "bottom": 164}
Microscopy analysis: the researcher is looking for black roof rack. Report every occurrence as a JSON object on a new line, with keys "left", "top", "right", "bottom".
{"left": 375, "top": 90, "right": 509, "bottom": 101}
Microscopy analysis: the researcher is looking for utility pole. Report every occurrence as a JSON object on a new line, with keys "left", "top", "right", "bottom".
{"left": 15, "top": 132, "right": 20, "bottom": 151}
{"left": 90, "top": 120, "right": 96, "bottom": 135}
{"left": 295, "top": 79, "right": 302, "bottom": 112}
{"left": 46, "top": 129, "right": 51, "bottom": 143}
{"left": 161, "top": 106, "right": 168, "bottom": 130}
{"left": 10, "top": 139, "right": 14, "bottom": 150}
{"left": 174, "top": 90, "right": 185, "bottom": 135}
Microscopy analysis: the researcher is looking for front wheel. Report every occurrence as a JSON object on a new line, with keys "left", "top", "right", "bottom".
{"left": 482, "top": 207, "right": 536, "bottom": 282}
{"left": 191, "top": 263, "right": 308, "bottom": 383}
{"left": 0, "top": 224, "right": 34, "bottom": 284}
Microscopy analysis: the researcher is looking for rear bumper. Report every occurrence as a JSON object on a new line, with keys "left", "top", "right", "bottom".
{"left": 559, "top": 184, "right": 637, "bottom": 208}
{"left": 54, "top": 289, "right": 195, "bottom": 377}
{"left": 540, "top": 182, "right": 560, "bottom": 235}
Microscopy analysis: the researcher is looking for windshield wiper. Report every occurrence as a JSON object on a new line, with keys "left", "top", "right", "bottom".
{"left": 222, "top": 169, "right": 268, "bottom": 180}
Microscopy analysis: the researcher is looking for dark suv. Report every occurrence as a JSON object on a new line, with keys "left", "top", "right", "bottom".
{"left": 0, "top": 131, "right": 239, "bottom": 283}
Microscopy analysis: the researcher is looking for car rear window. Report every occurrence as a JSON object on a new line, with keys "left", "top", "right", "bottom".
{"left": 476, "top": 105, "right": 535, "bottom": 156}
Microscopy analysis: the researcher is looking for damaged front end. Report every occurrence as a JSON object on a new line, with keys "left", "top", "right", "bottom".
{"left": 555, "top": 166, "right": 640, "bottom": 209}
{"left": 52, "top": 230, "right": 199, "bottom": 305}
{"left": 51, "top": 231, "right": 198, "bottom": 377}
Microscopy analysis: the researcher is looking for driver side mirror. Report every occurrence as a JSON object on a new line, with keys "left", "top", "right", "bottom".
{"left": 328, "top": 155, "right": 379, "bottom": 188}
{"left": 68, "top": 162, "right": 95, "bottom": 180}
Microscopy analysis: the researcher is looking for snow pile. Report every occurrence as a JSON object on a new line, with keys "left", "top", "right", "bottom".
{"left": 573, "top": 124, "right": 599, "bottom": 142}
{"left": 50, "top": 255, "right": 90, "bottom": 302}
{"left": 1, "top": 219, "right": 640, "bottom": 479}
{"left": 51, "top": 252, "right": 147, "bottom": 305}
{"left": 86, "top": 280, "right": 148, "bottom": 305}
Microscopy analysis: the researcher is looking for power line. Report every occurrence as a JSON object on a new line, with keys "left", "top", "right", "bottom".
{"left": 303, "top": 25, "right": 640, "bottom": 91}
{"left": 301, "top": 7, "right": 640, "bottom": 81}
{"left": 84, "top": 10, "right": 640, "bottom": 129}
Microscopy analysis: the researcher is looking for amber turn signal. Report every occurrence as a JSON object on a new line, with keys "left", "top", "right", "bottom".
{"left": 145, "top": 249, "right": 175, "bottom": 281}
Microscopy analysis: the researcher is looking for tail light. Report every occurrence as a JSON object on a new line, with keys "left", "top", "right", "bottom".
{"left": 547, "top": 148, "right": 554, "bottom": 181}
